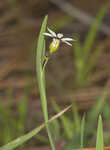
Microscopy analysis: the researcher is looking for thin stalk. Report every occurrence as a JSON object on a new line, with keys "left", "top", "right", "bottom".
{"left": 36, "top": 15, "right": 55, "bottom": 150}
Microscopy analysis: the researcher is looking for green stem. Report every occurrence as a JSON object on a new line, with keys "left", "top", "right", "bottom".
{"left": 40, "top": 72, "right": 55, "bottom": 150}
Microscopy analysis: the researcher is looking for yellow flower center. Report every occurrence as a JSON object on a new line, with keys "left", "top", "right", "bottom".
{"left": 49, "top": 38, "right": 60, "bottom": 54}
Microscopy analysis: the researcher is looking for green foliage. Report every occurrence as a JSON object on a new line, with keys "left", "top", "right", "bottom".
{"left": 80, "top": 114, "right": 85, "bottom": 150}
{"left": 83, "top": 7, "right": 107, "bottom": 57}
{"left": 36, "top": 15, "right": 56, "bottom": 150}
{"left": 50, "top": 118, "right": 60, "bottom": 140}
{"left": 73, "top": 7, "right": 107, "bottom": 88}
{"left": 86, "top": 89, "right": 107, "bottom": 136}
{"left": 0, "top": 89, "right": 28, "bottom": 146}
{"left": 16, "top": 94, "right": 28, "bottom": 136}
{"left": 0, "top": 15, "right": 72, "bottom": 150}
{"left": 0, "top": 104, "right": 71, "bottom": 150}
{"left": 72, "top": 102, "right": 80, "bottom": 133}
{"left": 51, "top": 89, "right": 108, "bottom": 149}
{"left": 96, "top": 115, "right": 104, "bottom": 150}
{"left": 0, "top": 123, "right": 45, "bottom": 150}
{"left": 52, "top": 100, "right": 74, "bottom": 139}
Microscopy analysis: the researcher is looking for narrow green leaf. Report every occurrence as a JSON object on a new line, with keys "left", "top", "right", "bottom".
{"left": 72, "top": 102, "right": 80, "bottom": 133}
{"left": 83, "top": 6, "right": 107, "bottom": 58}
{"left": 87, "top": 89, "right": 107, "bottom": 134}
{"left": 80, "top": 114, "right": 85, "bottom": 150}
{"left": 84, "top": 45, "right": 103, "bottom": 78}
{"left": 36, "top": 15, "right": 47, "bottom": 91}
{"left": 96, "top": 115, "right": 104, "bottom": 150}
{"left": 36, "top": 15, "right": 56, "bottom": 150}
{"left": 50, "top": 118, "right": 60, "bottom": 139}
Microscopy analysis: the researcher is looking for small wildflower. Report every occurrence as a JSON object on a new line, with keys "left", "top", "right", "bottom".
{"left": 43, "top": 27, "right": 75, "bottom": 53}
{"left": 42, "top": 27, "right": 75, "bottom": 70}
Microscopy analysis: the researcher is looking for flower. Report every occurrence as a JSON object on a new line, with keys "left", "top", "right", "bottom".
{"left": 43, "top": 27, "right": 75, "bottom": 47}
{"left": 42, "top": 27, "right": 75, "bottom": 70}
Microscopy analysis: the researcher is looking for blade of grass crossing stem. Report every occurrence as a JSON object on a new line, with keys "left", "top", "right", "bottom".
{"left": 96, "top": 115, "right": 104, "bottom": 150}
{"left": 80, "top": 114, "right": 85, "bottom": 150}
{"left": 52, "top": 100, "right": 73, "bottom": 139}
{"left": 36, "top": 16, "right": 55, "bottom": 150}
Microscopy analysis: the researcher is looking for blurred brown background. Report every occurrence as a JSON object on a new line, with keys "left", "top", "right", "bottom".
{"left": 0, "top": 0, "right": 110, "bottom": 149}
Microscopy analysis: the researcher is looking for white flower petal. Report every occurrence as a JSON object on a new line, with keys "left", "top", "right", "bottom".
{"left": 62, "top": 38, "right": 75, "bottom": 41}
{"left": 62, "top": 40, "right": 72, "bottom": 46}
{"left": 57, "top": 33, "right": 63, "bottom": 39}
{"left": 43, "top": 32, "right": 53, "bottom": 37}
{"left": 47, "top": 27, "right": 56, "bottom": 37}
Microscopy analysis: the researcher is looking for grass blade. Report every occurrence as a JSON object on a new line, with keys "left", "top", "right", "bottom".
{"left": 87, "top": 89, "right": 107, "bottom": 135}
{"left": 0, "top": 105, "right": 71, "bottom": 150}
{"left": 52, "top": 100, "right": 73, "bottom": 139}
{"left": 72, "top": 102, "right": 80, "bottom": 133}
{"left": 80, "top": 114, "right": 85, "bottom": 150}
{"left": 83, "top": 6, "right": 107, "bottom": 59}
{"left": 96, "top": 115, "right": 104, "bottom": 150}
{"left": 0, "top": 124, "right": 45, "bottom": 150}
{"left": 36, "top": 15, "right": 55, "bottom": 150}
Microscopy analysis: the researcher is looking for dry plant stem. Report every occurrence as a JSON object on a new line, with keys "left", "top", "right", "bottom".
{"left": 49, "top": 104, "right": 72, "bottom": 123}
